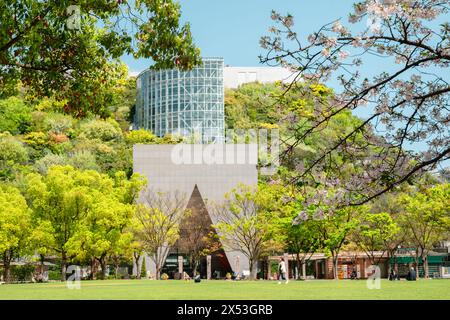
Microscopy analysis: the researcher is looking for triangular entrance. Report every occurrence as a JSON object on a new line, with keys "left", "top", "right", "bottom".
{"left": 162, "top": 184, "right": 232, "bottom": 278}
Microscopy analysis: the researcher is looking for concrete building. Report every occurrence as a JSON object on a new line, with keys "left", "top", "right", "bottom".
{"left": 223, "top": 66, "right": 297, "bottom": 89}
{"left": 133, "top": 144, "right": 258, "bottom": 278}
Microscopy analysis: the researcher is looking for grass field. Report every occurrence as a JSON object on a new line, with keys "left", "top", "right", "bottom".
{"left": 1, "top": 279, "right": 449, "bottom": 300}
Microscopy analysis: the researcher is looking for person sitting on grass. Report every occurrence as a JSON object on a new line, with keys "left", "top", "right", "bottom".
{"left": 182, "top": 271, "right": 191, "bottom": 281}
{"left": 406, "top": 267, "right": 416, "bottom": 281}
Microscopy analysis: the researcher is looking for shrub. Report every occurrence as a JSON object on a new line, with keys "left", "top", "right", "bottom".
{"left": 44, "top": 113, "right": 73, "bottom": 135}
{"left": 78, "top": 119, "right": 123, "bottom": 143}
{"left": 47, "top": 270, "right": 61, "bottom": 281}
{"left": 11, "top": 264, "right": 35, "bottom": 282}
{"left": 67, "top": 150, "right": 99, "bottom": 171}
{"left": 125, "top": 129, "right": 156, "bottom": 145}
{"left": 141, "top": 257, "right": 147, "bottom": 279}
{"left": 0, "top": 97, "right": 32, "bottom": 134}
{"left": 35, "top": 153, "right": 67, "bottom": 175}
{"left": 0, "top": 136, "right": 29, "bottom": 179}
{"left": 161, "top": 273, "right": 169, "bottom": 280}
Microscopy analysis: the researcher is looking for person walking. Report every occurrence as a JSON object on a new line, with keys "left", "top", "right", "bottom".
{"left": 278, "top": 258, "right": 288, "bottom": 284}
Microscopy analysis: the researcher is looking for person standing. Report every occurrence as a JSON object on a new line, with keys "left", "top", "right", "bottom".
{"left": 278, "top": 258, "right": 288, "bottom": 284}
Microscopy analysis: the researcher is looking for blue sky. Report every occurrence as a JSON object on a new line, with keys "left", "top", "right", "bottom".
{"left": 122, "top": 1, "right": 448, "bottom": 161}
{"left": 124, "top": 0, "right": 356, "bottom": 74}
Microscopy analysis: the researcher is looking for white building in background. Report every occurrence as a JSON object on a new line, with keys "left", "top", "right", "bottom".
{"left": 223, "top": 66, "right": 297, "bottom": 89}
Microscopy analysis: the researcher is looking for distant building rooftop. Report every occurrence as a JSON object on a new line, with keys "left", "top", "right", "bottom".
{"left": 224, "top": 66, "right": 297, "bottom": 89}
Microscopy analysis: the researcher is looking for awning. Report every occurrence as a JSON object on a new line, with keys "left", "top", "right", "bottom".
{"left": 389, "top": 256, "right": 446, "bottom": 264}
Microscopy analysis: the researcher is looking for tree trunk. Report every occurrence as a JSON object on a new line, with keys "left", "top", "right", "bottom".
{"left": 155, "top": 263, "right": 161, "bottom": 280}
{"left": 99, "top": 256, "right": 107, "bottom": 280}
{"left": 89, "top": 258, "right": 96, "bottom": 280}
{"left": 134, "top": 252, "right": 141, "bottom": 279}
{"left": 423, "top": 255, "right": 429, "bottom": 279}
{"left": 3, "top": 261, "right": 11, "bottom": 283}
{"left": 2, "top": 251, "right": 12, "bottom": 283}
{"left": 387, "top": 250, "right": 393, "bottom": 277}
{"left": 193, "top": 259, "right": 199, "bottom": 276}
{"left": 296, "top": 253, "right": 301, "bottom": 280}
{"left": 249, "top": 258, "right": 257, "bottom": 280}
{"left": 114, "top": 260, "right": 119, "bottom": 279}
{"left": 61, "top": 251, "right": 67, "bottom": 281}
{"left": 40, "top": 254, "right": 45, "bottom": 281}
{"left": 332, "top": 255, "right": 339, "bottom": 280}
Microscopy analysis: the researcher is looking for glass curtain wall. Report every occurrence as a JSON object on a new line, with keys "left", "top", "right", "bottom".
{"left": 135, "top": 58, "right": 225, "bottom": 143}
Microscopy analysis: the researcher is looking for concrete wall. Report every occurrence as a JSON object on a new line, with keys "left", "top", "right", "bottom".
{"left": 224, "top": 67, "right": 297, "bottom": 88}
{"left": 133, "top": 144, "right": 258, "bottom": 276}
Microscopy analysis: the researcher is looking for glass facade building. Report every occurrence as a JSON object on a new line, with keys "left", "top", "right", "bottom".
{"left": 135, "top": 57, "right": 224, "bottom": 143}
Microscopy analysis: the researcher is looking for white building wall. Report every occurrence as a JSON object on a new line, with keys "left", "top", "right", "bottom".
{"left": 133, "top": 144, "right": 258, "bottom": 277}
{"left": 224, "top": 67, "right": 297, "bottom": 88}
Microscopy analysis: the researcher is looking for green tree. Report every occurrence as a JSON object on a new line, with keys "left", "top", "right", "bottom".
{"left": 0, "top": 97, "right": 32, "bottom": 134}
{"left": 129, "top": 218, "right": 146, "bottom": 280}
{"left": 78, "top": 118, "right": 123, "bottom": 143}
{"left": 134, "top": 189, "right": 189, "bottom": 280}
{"left": 213, "top": 184, "right": 277, "bottom": 280}
{"left": 398, "top": 184, "right": 450, "bottom": 279}
{"left": 296, "top": 186, "right": 364, "bottom": 280}
{"left": 125, "top": 129, "right": 157, "bottom": 145}
{"left": 141, "top": 256, "right": 147, "bottom": 279}
{"left": 26, "top": 165, "right": 145, "bottom": 280}
{"left": 66, "top": 197, "right": 134, "bottom": 280}
{"left": 353, "top": 212, "right": 400, "bottom": 266}
{"left": 0, "top": 184, "right": 32, "bottom": 283}
{"left": 0, "top": 1, "right": 201, "bottom": 115}
{"left": 0, "top": 134, "right": 29, "bottom": 180}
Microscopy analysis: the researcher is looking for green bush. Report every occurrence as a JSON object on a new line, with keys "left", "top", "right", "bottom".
{"left": 141, "top": 257, "right": 146, "bottom": 279}
{"left": 78, "top": 119, "right": 123, "bottom": 143}
{"left": 47, "top": 270, "right": 61, "bottom": 281}
{"left": 11, "top": 264, "right": 35, "bottom": 282}
{"left": 0, "top": 97, "right": 32, "bottom": 134}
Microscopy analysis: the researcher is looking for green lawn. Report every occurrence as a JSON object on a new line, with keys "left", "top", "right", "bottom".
{"left": 0, "top": 279, "right": 449, "bottom": 300}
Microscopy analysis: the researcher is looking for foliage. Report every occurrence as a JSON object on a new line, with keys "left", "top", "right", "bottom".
{"left": 0, "top": 134, "right": 29, "bottom": 180}
{"left": 0, "top": 184, "right": 33, "bottom": 282}
{"left": 78, "top": 118, "right": 123, "bottom": 143}
{"left": 353, "top": 212, "right": 400, "bottom": 265}
{"left": 212, "top": 183, "right": 279, "bottom": 280}
{"left": 47, "top": 270, "right": 61, "bottom": 281}
{"left": 0, "top": 0, "right": 201, "bottom": 115}
{"left": 34, "top": 153, "right": 67, "bottom": 175}
{"left": 141, "top": 256, "right": 147, "bottom": 279}
{"left": 125, "top": 129, "right": 157, "bottom": 145}
{"left": 134, "top": 189, "right": 189, "bottom": 280}
{"left": 295, "top": 185, "right": 365, "bottom": 279}
{"left": 0, "top": 97, "right": 32, "bottom": 134}
{"left": 261, "top": 1, "right": 450, "bottom": 204}
{"left": 398, "top": 184, "right": 450, "bottom": 278}
{"left": 11, "top": 264, "right": 35, "bottom": 282}
{"left": 26, "top": 165, "right": 145, "bottom": 280}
